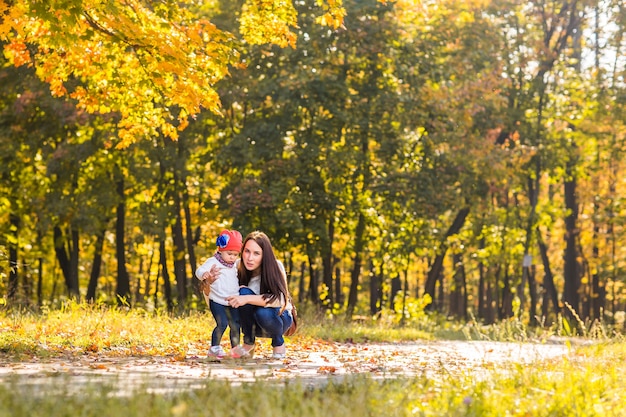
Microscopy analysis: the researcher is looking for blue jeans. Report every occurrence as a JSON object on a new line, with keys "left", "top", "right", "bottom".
{"left": 238, "top": 287, "right": 293, "bottom": 347}
{"left": 209, "top": 300, "right": 241, "bottom": 348}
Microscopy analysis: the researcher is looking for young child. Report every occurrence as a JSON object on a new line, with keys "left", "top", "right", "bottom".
{"left": 195, "top": 229, "right": 243, "bottom": 359}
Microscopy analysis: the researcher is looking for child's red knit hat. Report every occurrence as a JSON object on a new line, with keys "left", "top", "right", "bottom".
{"left": 216, "top": 230, "right": 242, "bottom": 252}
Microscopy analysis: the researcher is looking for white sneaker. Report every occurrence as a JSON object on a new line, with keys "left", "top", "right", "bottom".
{"left": 208, "top": 345, "right": 226, "bottom": 360}
{"left": 272, "top": 345, "right": 286, "bottom": 359}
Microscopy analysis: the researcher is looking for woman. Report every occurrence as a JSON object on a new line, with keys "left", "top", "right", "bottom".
{"left": 227, "top": 231, "right": 294, "bottom": 359}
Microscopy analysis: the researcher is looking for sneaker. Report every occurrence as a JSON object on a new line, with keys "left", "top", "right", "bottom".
{"left": 231, "top": 345, "right": 255, "bottom": 359}
{"left": 272, "top": 345, "right": 286, "bottom": 360}
{"left": 208, "top": 345, "right": 226, "bottom": 360}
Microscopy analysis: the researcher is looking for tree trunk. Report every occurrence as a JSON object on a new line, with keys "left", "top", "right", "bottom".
{"left": 536, "top": 227, "right": 560, "bottom": 320}
{"left": 494, "top": 266, "right": 501, "bottom": 321}
{"left": 7, "top": 212, "right": 19, "bottom": 302}
{"left": 307, "top": 255, "right": 319, "bottom": 304}
{"left": 134, "top": 258, "right": 144, "bottom": 304}
{"left": 499, "top": 269, "right": 513, "bottom": 319}
{"left": 520, "top": 160, "right": 540, "bottom": 322}
{"left": 182, "top": 186, "right": 199, "bottom": 297}
{"left": 563, "top": 163, "right": 580, "bottom": 319}
{"left": 390, "top": 275, "right": 401, "bottom": 310}
{"left": 400, "top": 267, "right": 409, "bottom": 326}
{"left": 527, "top": 264, "right": 538, "bottom": 325}
{"left": 369, "top": 260, "right": 382, "bottom": 315}
{"left": 450, "top": 253, "right": 467, "bottom": 320}
{"left": 298, "top": 261, "right": 306, "bottom": 304}
{"left": 54, "top": 226, "right": 80, "bottom": 299}
{"left": 334, "top": 260, "right": 342, "bottom": 306}
{"left": 478, "top": 257, "right": 486, "bottom": 321}
{"left": 171, "top": 193, "right": 187, "bottom": 310}
{"left": 322, "top": 217, "right": 335, "bottom": 307}
{"left": 485, "top": 278, "right": 495, "bottom": 324}
{"left": 53, "top": 226, "right": 69, "bottom": 291}
{"left": 176, "top": 136, "right": 198, "bottom": 299}
{"left": 436, "top": 272, "right": 445, "bottom": 311}
{"left": 424, "top": 207, "right": 470, "bottom": 310}
{"left": 589, "top": 5, "right": 605, "bottom": 323}
{"left": 143, "top": 246, "right": 156, "bottom": 304}
{"left": 159, "top": 240, "right": 174, "bottom": 312}
{"left": 37, "top": 256, "right": 43, "bottom": 308}
{"left": 285, "top": 254, "right": 297, "bottom": 300}
{"left": 115, "top": 173, "right": 131, "bottom": 306}
{"left": 346, "top": 211, "right": 366, "bottom": 318}
{"left": 69, "top": 226, "right": 80, "bottom": 300}
{"left": 86, "top": 229, "right": 105, "bottom": 303}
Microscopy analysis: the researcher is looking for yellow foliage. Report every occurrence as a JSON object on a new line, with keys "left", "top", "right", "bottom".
{"left": 240, "top": 0, "right": 299, "bottom": 48}
{"left": 1, "top": 0, "right": 347, "bottom": 147}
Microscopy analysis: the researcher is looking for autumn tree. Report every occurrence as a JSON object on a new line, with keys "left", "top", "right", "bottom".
{"left": 0, "top": 0, "right": 345, "bottom": 146}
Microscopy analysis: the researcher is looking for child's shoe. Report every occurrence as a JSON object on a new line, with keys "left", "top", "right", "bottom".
{"left": 208, "top": 345, "right": 226, "bottom": 360}
{"left": 231, "top": 344, "right": 255, "bottom": 359}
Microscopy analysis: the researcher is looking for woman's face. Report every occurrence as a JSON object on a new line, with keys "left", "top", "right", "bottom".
{"left": 242, "top": 239, "right": 263, "bottom": 274}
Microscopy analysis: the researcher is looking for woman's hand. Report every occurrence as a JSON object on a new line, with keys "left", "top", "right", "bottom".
{"left": 226, "top": 295, "right": 247, "bottom": 308}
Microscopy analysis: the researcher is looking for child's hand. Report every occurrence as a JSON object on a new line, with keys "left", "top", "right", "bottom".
{"left": 202, "top": 265, "right": 223, "bottom": 284}
{"left": 208, "top": 264, "right": 223, "bottom": 282}
{"left": 199, "top": 264, "right": 224, "bottom": 296}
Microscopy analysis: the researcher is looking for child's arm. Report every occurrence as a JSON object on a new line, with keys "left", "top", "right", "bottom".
{"left": 195, "top": 258, "right": 212, "bottom": 280}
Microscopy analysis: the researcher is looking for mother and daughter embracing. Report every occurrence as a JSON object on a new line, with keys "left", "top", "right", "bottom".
{"left": 195, "top": 230, "right": 295, "bottom": 360}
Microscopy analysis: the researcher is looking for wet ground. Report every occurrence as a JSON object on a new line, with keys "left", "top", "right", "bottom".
{"left": 0, "top": 338, "right": 576, "bottom": 395}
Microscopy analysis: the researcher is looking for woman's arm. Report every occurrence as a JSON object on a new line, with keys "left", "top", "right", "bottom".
{"left": 226, "top": 293, "right": 283, "bottom": 308}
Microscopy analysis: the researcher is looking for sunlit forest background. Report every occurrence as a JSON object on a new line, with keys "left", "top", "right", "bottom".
{"left": 1, "top": 0, "right": 626, "bottom": 331}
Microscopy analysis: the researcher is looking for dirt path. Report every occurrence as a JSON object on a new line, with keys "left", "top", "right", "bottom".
{"left": 0, "top": 339, "right": 575, "bottom": 395}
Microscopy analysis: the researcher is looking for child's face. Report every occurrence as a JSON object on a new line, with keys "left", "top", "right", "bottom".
{"left": 220, "top": 250, "right": 240, "bottom": 264}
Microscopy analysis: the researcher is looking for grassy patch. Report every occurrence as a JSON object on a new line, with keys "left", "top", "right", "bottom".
{"left": 0, "top": 304, "right": 213, "bottom": 358}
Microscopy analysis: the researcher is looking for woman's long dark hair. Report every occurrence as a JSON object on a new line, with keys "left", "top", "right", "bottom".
{"left": 238, "top": 231, "right": 290, "bottom": 307}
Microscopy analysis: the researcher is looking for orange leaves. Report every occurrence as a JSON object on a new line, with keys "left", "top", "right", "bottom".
{"left": 1, "top": 1, "right": 235, "bottom": 146}
{"left": 85, "top": 343, "right": 99, "bottom": 353}
{"left": 0, "top": 1, "right": 26, "bottom": 40}
{"left": 317, "top": 365, "right": 337, "bottom": 374}
{"left": 2, "top": 0, "right": 347, "bottom": 147}
{"left": 3, "top": 40, "right": 30, "bottom": 66}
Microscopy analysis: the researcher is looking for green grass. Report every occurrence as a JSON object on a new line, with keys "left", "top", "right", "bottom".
{"left": 0, "top": 303, "right": 625, "bottom": 416}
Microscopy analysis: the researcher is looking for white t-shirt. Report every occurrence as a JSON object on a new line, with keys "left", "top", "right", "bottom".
{"left": 195, "top": 256, "right": 240, "bottom": 306}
